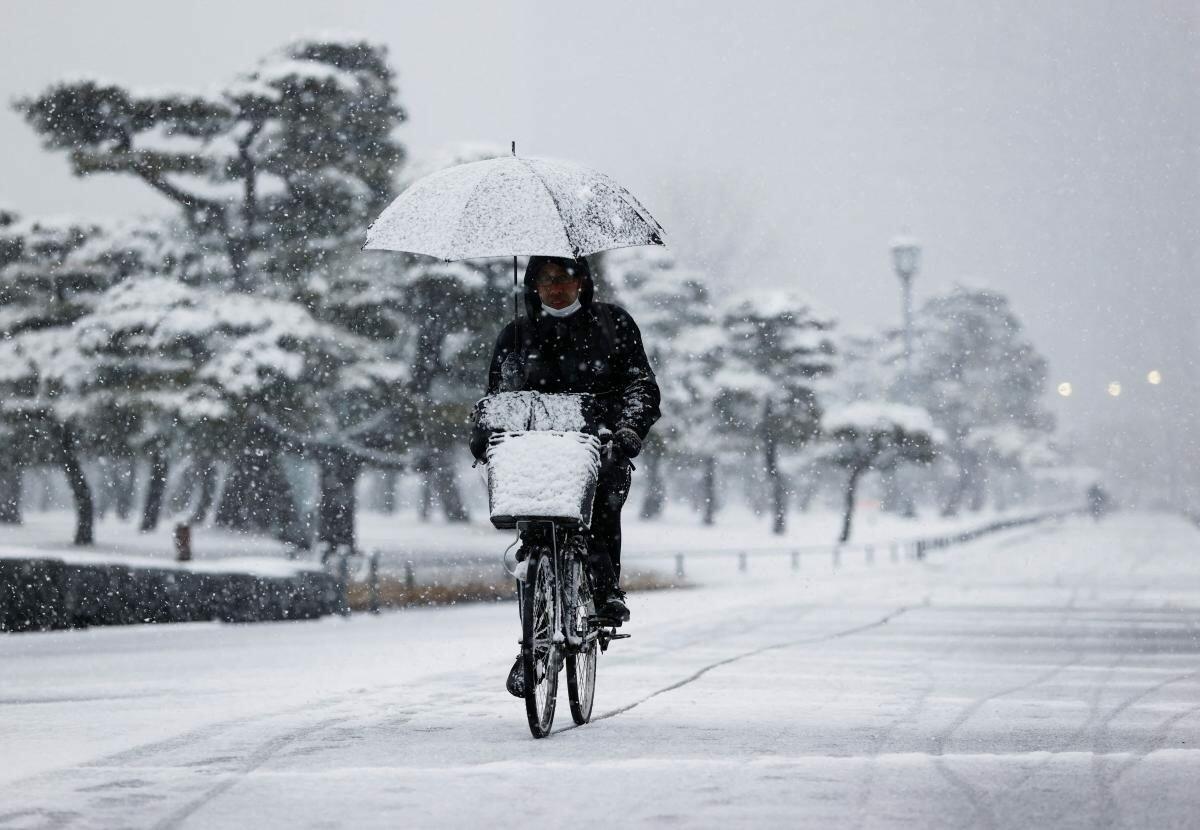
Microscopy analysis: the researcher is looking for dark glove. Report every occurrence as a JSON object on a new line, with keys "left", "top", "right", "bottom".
{"left": 612, "top": 427, "right": 643, "bottom": 459}
{"left": 469, "top": 424, "right": 490, "bottom": 462}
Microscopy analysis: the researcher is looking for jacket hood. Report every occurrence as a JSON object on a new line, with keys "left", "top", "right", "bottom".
{"left": 522, "top": 255, "right": 594, "bottom": 320}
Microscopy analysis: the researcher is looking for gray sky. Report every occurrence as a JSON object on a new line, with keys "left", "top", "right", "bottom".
{"left": 2, "top": 0, "right": 1197, "bottom": 489}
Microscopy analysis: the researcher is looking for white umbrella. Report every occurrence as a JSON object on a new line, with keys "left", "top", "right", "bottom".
{"left": 364, "top": 151, "right": 665, "bottom": 260}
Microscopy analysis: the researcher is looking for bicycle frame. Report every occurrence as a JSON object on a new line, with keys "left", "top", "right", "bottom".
{"left": 517, "top": 519, "right": 588, "bottom": 652}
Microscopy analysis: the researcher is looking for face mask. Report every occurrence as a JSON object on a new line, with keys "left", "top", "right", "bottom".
{"left": 542, "top": 298, "right": 582, "bottom": 318}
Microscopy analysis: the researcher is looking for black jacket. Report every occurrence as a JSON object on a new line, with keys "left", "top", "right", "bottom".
{"left": 482, "top": 266, "right": 661, "bottom": 439}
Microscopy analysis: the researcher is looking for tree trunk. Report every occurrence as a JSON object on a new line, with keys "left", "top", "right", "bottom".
{"left": 417, "top": 446, "right": 468, "bottom": 523}
{"left": 639, "top": 438, "right": 666, "bottom": 520}
{"left": 418, "top": 475, "right": 433, "bottom": 521}
{"left": 214, "top": 427, "right": 299, "bottom": 535}
{"left": 795, "top": 471, "right": 817, "bottom": 513}
{"left": 93, "top": 456, "right": 112, "bottom": 519}
{"left": 968, "top": 461, "right": 988, "bottom": 512}
{"left": 379, "top": 469, "right": 398, "bottom": 514}
{"left": 140, "top": 448, "right": 169, "bottom": 532}
{"left": 941, "top": 451, "right": 971, "bottom": 517}
{"left": 59, "top": 425, "right": 94, "bottom": 545}
{"left": 435, "top": 462, "right": 470, "bottom": 523}
{"left": 0, "top": 463, "right": 22, "bottom": 524}
{"left": 113, "top": 457, "right": 136, "bottom": 521}
{"left": 763, "top": 402, "right": 786, "bottom": 535}
{"left": 879, "top": 467, "right": 902, "bottom": 513}
{"left": 190, "top": 459, "right": 218, "bottom": 525}
{"left": 166, "top": 456, "right": 194, "bottom": 516}
{"left": 701, "top": 455, "right": 718, "bottom": 526}
{"left": 318, "top": 451, "right": 362, "bottom": 550}
{"left": 839, "top": 465, "right": 866, "bottom": 543}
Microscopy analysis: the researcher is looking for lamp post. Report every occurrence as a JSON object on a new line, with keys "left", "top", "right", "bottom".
{"left": 890, "top": 234, "right": 921, "bottom": 402}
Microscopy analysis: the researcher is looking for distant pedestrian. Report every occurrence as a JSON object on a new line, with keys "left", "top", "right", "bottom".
{"left": 1086, "top": 484, "right": 1111, "bottom": 521}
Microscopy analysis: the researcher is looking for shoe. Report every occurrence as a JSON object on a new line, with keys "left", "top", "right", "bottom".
{"left": 599, "top": 588, "right": 630, "bottom": 623}
{"left": 506, "top": 656, "right": 524, "bottom": 697}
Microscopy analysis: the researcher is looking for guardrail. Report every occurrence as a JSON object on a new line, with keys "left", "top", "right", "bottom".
{"left": 343, "top": 506, "right": 1085, "bottom": 602}
{"left": 613, "top": 506, "right": 1083, "bottom": 578}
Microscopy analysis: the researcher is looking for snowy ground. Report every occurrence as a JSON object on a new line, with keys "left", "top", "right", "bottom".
{"left": 1, "top": 511, "right": 1198, "bottom": 828}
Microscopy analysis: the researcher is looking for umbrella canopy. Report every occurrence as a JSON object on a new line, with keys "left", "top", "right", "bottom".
{"left": 364, "top": 155, "right": 665, "bottom": 260}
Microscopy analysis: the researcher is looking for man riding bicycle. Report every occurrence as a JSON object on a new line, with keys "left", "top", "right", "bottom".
{"left": 470, "top": 255, "right": 661, "bottom": 692}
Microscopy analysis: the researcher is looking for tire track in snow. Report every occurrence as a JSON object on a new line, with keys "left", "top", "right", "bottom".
{"left": 919, "top": 550, "right": 1105, "bottom": 828}
{"left": 559, "top": 605, "right": 914, "bottom": 730}
{"left": 849, "top": 657, "right": 939, "bottom": 830}
{"left": 150, "top": 715, "right": 352, "bottom": 830}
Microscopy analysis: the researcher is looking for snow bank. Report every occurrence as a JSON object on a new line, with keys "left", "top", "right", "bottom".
{"left": 0, "top": 550, "right": 339, "bottom": 633}
{"left": 486, "top": 431, "right": 601, "bottom": 528}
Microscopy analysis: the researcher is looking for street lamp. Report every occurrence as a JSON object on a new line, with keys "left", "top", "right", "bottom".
{"left": 890, "top": 233, "right": 921, "bottom": 401}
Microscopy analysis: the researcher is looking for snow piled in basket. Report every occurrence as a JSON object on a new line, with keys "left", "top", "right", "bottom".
{"left": 487, "top": 431, "right": 600, "bottom": 524}
{"left": 476, "top": 392, "right": 588, "bottom": 432}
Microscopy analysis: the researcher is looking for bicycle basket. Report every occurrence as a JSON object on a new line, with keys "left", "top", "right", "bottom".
{"left": 486, "top": 430, "right": 601, "bottom": 530}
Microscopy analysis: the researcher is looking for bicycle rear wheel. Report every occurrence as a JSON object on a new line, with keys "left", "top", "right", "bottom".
{"left": 522, "top": 552, "right": 559, "bottom": 738}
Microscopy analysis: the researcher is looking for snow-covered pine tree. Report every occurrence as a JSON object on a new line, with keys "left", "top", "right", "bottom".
{"left": 818, "top": 403, "right": 938, "bottom": 541}
{"left": 905, "top": 285, "right": 1053, "bottom": 515}
{"left": 18, "top": 35, "right": 404, "bottom": 294}
{"left": 17, "top": 36, "right": 409, "bottom": 539}
{"left": 717, "top": 291, "right": 836, "bottom": 534}
{"left": 316, "top": 142, "right": 512, "bottom": 527}
{"left": 601, "top": 246, "right": 718, "bottom": 519}
{"left": 0, "top": 213, "right": 157, "bottom": 542}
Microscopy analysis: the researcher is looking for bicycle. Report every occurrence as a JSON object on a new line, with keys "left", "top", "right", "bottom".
{"left": 477, "top": 391, "right": 629, "bottom": 738}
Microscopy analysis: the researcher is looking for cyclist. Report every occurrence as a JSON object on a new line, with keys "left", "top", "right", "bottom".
{"left": 471, "top": 255, "right": 661, "bottom": 693}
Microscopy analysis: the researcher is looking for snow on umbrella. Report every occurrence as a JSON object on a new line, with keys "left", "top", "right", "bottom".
{"left": 363, "top": 152, "right": 665, "bottom": 260}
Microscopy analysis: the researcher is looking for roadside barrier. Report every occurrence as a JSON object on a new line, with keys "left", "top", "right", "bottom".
{"left": 347, "top": 506, "right": 1086, "bottom": 602}
{"left": 0, "top": 556, "right": 341, "bottom": 633}
{"left": 624, "top": 506, "right": 1085, "bottom": 575}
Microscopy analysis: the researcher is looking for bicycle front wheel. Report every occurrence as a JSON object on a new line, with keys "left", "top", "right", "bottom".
{"left": 566, "top": 557, "right": 598, "bottom": 724}
{"left": 566, "top": 645, "right": 597, "bottom": 724}
{"left": 522, "top": 552, "right": 560, "bottom": 738}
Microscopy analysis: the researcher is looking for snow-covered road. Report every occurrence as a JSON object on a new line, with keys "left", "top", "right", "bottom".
{"left": 2, "top": 513, "right": 1198, "bottom": 828}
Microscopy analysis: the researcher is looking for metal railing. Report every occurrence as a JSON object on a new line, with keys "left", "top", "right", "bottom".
{"left": 334, "top": 506, "right": 1084, "bottom": 609}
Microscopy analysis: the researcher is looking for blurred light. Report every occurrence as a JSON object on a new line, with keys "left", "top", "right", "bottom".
{"left": 1147, "top": 370, "right": 1162, "bottom": 385}
{"left": 1057, "top": 382, "right": 1072, "bottom": 397}
{"left": 1107, "top": 382, "right": 1122, "bottom": 397}
{"left": 890, "top": 235, "right": 921, "bottom": 280}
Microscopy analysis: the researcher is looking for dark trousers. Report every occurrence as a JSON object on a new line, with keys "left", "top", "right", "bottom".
{"left": 586, "top": 456, "right": 632, "bottom": 593}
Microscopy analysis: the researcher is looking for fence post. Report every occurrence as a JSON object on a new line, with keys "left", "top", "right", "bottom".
{"left": 337, "top": 551, "right": 351, "bottom": 617}
{"left": 738, "top": 551, "right": 748, "bottom": 573}
{"left": 915, "top": 540, "right": 926, "bottom": 561}
{"left": 174, "top": 524, "right": 192, "bottom": 562}
{"left": 675, "top": 554, "right": 685, "bottom": 579}
{"left": 405, "top": 560, "right": 416, "bottom": 590}
{"left": 368, "top": 551, "right": 381, "bottom": 615}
